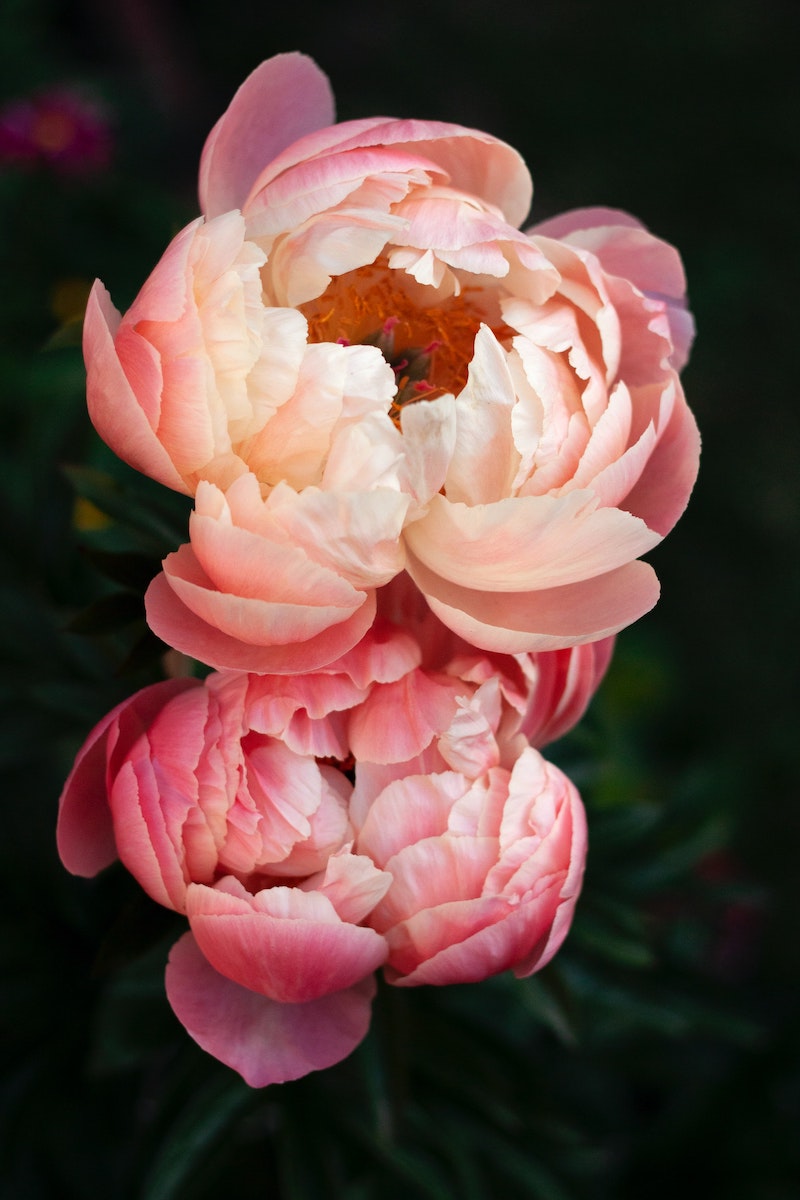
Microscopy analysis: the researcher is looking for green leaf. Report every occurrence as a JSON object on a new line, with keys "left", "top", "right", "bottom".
{"left": 139, "top": 1073, "right": 254, "bottom": 1200}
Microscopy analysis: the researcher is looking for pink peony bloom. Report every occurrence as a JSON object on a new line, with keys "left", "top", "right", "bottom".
{"left": 57, "top": 609, "right": 600, "bottom": 1083}
{"left": 84, "top": 52, "right": 698, "bottom": 666}
{"left": 84, "top": 54, "right": 695, "bottom": 667}
{"left": 356, "top": 747, "right": 586, "bottom": 986}
{"left": 56, "top": 638, "right": 405, "bottom": 1085}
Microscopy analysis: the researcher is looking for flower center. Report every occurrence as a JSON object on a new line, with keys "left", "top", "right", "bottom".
{"left": 299, "top": 263, "right": 508, "bottom": 421}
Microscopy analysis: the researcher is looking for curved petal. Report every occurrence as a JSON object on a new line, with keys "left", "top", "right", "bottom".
{"left": 159, "top": 539, "right": 364, "bottom": 645}
{"left": 245, "top": 117, "right": 533, "bottom": 231}
{"left": 145, "top": 569, "right": 376, "bottom": 674}
{"left": 405, "top": 491, "right": 660, "bottom": 592}
{"left": 529, "top": 208, "right": 694, "bottom": 368}
{"left": 349, "top": 671, "right": 460, "bottom": 764}
{"left": 166, "top": 932, "right": 375, "bottom": 1086}
{"left": 83, "top": 282, "right": 189, "bottom": 493}
{"left": 621, "top": 381, "right": 701, "bottom": 536}
{"left": 200, "top": 54, "right": 335, "bottom": 218}
{"left": 521, "top": 638, "right": 615, "bottom": 747}
{"left": 405, "top": 548, "right": 660, "bottom": 653}
{"left": 387, "top": 880, "right": 563, "bottom": 987}
{"left": 56, "top": 679, "right": 197, "bottom": 877}
{"left": 186, "top": 881, "right": 388, "bottom": 1003}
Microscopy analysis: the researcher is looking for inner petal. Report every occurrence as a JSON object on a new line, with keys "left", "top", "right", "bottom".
{"left": 299, "top": 262, "right": 510, "bottom": 420}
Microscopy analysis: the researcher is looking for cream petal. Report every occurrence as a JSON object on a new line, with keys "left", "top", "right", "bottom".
{"left": 445, "top": 327, "right": 520, "bottom": 506}
{"left": 83, "top": 282, "right": 189, "bottom": 493}
{"left": 405, "top": 549, "right": 660, "bottom": 653}
{"left": 406, "top": 491, "right": 659, "bottom": 592}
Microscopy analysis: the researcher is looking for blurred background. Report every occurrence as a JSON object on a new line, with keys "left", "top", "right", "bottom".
{"left": 1, "top": 1, "right": 798, "bottom": 1196}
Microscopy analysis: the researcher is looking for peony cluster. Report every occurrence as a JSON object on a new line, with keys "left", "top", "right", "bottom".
{"left": 58, "top": 54, "right": 698, "bottom": 1086}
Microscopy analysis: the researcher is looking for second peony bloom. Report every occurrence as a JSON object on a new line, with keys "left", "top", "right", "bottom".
{"left": 57, "top": 615, "right": 593, "bottom": 1086}
{"left": 84, "top": 52, "right": 699, "bottom": 670}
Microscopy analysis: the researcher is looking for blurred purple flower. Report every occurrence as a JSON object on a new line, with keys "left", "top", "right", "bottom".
{"left": 0, "top": 86, "right": 112, "bottom": 173}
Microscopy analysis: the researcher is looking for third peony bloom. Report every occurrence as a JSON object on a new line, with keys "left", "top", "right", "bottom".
{"left": 83, "top": 52, "right": 699, "bottom": 670}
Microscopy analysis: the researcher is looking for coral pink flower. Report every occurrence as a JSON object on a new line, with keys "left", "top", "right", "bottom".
{"left": 55, "top": 633, "right": 414, "bottom": 1085}
{"left": 357, "top": 747, "right": 586, "bottom": 986}
{"left": 84, "top": 52, "right": 698, "bottom": 667}
{"left": 57, "top": 610, "right": 601, "bottom": 1084}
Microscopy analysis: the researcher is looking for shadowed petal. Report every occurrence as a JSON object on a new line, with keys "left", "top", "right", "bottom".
{"left": 166, "top": 932, "right": 375, "bottom": 1086}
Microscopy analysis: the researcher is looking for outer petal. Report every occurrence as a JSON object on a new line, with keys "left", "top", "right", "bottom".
{"left": 405, "top": 492, "right": 660, "bottom": 592}
{"left": 404, "top": 549, "right": 660, "bottom": 653}
{"left": 145, "top": 568, "right": 376, "bottom": 674}
{"left": 56, "top": 679, "right": 197, "bottom": 877}
{"left": 348, "top": 670, "right": 460, "bottom": 764}
{"left": 166, "top": 932, "right": 375, "bottom": 1087}
{"left": 186, "top": 881, "right": 388, "bottom": 1003}
{"left": 521, "top": 638, "right": 615, "bottom": 747}
{"left": 621, "top": 379, "right": 701, "bottom": 537}
{"left": 83, "top": 281, "right": 188, "bottom": 493}
{"left": 529, "top": 207, "right": 695, "bottom": 369}
{"left": 200, "top": 54, "right": 335, "bottom": 218}
{"left": 244, "top": 117, "right": 533, "bottom": 231}
{"left": 388, "top": 881, "right": 563, "bottom": 986}
{"left": 108, "top": 685, "right": 219, "bottom": 910}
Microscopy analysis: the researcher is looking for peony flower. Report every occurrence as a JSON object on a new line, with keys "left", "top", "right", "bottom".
{"left": 83, "top": 52, "right": 698, "bottom": 668}
{"left": 356, "top": 747, "right": 586, "bottom": 986}
{"left": 57, "top": 608, "right": 601, "bottom": 1084}
{"left": 56, "top": 651, "right": 398, "bottom": 1086}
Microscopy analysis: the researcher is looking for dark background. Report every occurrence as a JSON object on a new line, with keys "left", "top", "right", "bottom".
{"left": 1, "top": 1, "right": 798, "bottom": 1196}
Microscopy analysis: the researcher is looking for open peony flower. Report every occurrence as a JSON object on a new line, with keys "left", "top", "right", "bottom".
{"left": 84, "top": 52, "right": 698, "bottom": 668}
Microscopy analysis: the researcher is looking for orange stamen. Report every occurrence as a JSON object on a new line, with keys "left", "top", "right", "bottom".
{"left": 299, "top": 263, "right": 510, "bottom": 423}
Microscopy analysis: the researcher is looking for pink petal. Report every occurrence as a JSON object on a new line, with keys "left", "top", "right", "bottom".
{"left": 529, "top": 206, "right": 645, "bottom": 242}
{"left": 445, "top": 326, "right": 519, "bottom": 506}
{"left": 199, "top": 54, "right": 335, "bottom": 218}
{"left": 325, "top": 617, "right": 422, "bottom": 689}
{"left": 56, "top": 679, "right": 197, "bottom": 877}
{"left": 246, "top": 117, "right": 533, "bottom": 231}
{"left": 83, "top": 282, "right": 188, "bottom": 493}
{"left": 166, "top": 932, "right": 375, "bottom": 1087}
{"left": 405, "top": 492, "right": 660, "bottom": 592}
{"left": 529, "top": 208, "right": 694, "bottom": 368}
{"left": 145, "top": 569, "right": 376, "bottom": 674}
{"left": 621, "top": 378, "right": 701, "bottom": 536}
{"left": 357, "top": 773, "right": 467, "bottom": 867}
{"left": 349, "top": 670, "right": 460, "bottom": 764}
{"left": 369, "top": 835, "right": 498, "bottom": 931}
{"left": 301, "top": 849, "right": 392, "bottom": 925}
{"left": 153, "top": 518, "right": 364, "bottom": 627}
{"left": 521, "top": 637, "right": 615, "bottom": 746}
{"left": 389, "top": 881, "right": 563, "bottom": 987}
{"left": 186, "top": 882, "right": 388, "bottom": 1003}
{"left": 405, "top": 548, "right": 660, "bottom": 653}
